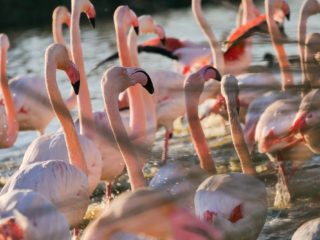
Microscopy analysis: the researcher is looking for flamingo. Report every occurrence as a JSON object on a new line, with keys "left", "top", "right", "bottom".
{"left": 0, "top": 34, "right": 18, "bottom": 148}
{"left": 251, "top": 0, "right": 319, "bottom": 207}
{"left": 151, "top": 69, "right": 267, "bottom": 240}
{"left": 244, "top": 0, "right": 320, "bottom": 152}
{"left": 0, "top": 43, "right": 92, "bottom": 227}
{"left": 96, "top": 0, "right": 290, "bottom": 77}
{"left": 0, "top": 7, "right": 76, "bottom": 136}
{"left": 0, "top": 190, "right": 70, "bottom": 240}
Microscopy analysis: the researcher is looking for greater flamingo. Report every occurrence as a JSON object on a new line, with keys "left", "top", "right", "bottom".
{"left": 0, "top": 43, "right": 92, "bottom": 227}
{"left": 0, "top": 190, "right": 70, "bottom": 240}
{"left": 0, "top": 7, "right": 77, "bottom": 136}
{"left": 0, "top": 34, "right": 18, "bottom": 148}
{"left": 151, "top": 69, "right": 267, "bottom": 240}
{"left": 252, "top": 0, "right": 318, "bottom": 207}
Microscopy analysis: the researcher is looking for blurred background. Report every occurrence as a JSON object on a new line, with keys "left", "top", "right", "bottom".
{"left": 0, "top": 0, "right": 242, "bottom": 29}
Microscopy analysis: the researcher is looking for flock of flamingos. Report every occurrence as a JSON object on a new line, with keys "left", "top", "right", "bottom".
{"left": 0, "top": 0, "right": 320, "bottom": 239}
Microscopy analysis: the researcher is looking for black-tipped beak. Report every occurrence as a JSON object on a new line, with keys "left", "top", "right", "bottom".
{"left": 204, "top": 66, "right": 222, "bottom": 82}
{"left": 72, "top": 80, "right": 80, "bottom": 95}
{"left": 160, "top": 38, "right": 166, "bottom": 46}
{"left": 135, "top": 70, "right": 154, "bottom": 94}
{"left": 134, "top": 26, "right": 139, "bottom": 35}
{"left": 89, "top": 18, "right": 95, "bottom": 28}
{"left": 286, "top": 13, "right": 290, "bottom": 21}
{"left": 237, "top": 106, "right": 240, "bottom": 115}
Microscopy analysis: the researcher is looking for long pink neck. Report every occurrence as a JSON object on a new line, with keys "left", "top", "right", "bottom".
{"left": 192, "top": 0, "right": 225, "bottom": 74}
{"left": 103, "top": 78, "right": 145, "bottom": 190}
{"left": 53, "top": 14, "right": 77, "bottom": 110}
{"left": 127, "top": 28, "right": 157, "bottom": 144}
{"left": 185, "top": 87, "right": 216, "bottom": 174}
{"left": 242, "top": 0, "right": 256, "bottom": 24}
{"left": 225, "top": 92, "right": 256, "bottom": 175}
{"left": 0, "top": 47, "right": 18, "bottom": 146}
{"left": 115, "top": 20, "right": 146, "bottom": 140}
{"left": 70, "top": 2, "right": 95, "bottom": 139}
{"left": 45, "top": 59, "right": 88, "bottom": 175}
{"left": 53, "top": 17, "right": 66, "bottom": 46}
{"left": 266, "top": 0, "right": 293, "bottom": 90}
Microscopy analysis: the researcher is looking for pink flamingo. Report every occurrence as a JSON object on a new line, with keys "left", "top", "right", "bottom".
{"left": 0, "top": 34, "right": 18, "bottom": 148}
{"left": 251, "top": 0, "right": 318, "bottom": 207}
{"left": 151, "top": 68, "right": 267, "bottom": 240}
{"left": 0, "top": 8, "right": 76, "bottom": 136}
{"left": 0, "top": 43, "right": 93, "bottom": 227}
{"left": 0, "top": 190, "right": 70, "bottom": 240}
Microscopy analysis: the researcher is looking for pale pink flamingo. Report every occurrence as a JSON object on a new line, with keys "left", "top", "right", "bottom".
{"left": 151, "top": 68, "right": 267, "bottom": 240}
{"left": 0, "top": 190, "right": 70, "bottom": 240}
{"left": 0, "top": 8, "right": 76, "bottom": 136}
{"left": 0, "top": 43, "right": 93, "bottom": 227}
{"left": 252, "top": 0, "right": 318, "bottom": 206}
{"left": 0, "top": 34, "right": 18, "bottom": 148}
{"left": 243, "top": 0, "right": 320, "bottom": 151}
{"left": 98, "top": 0, "right": 290, "bottom": 77}
{"left": 289, "top": 34, "right": 320, "bottom": 153}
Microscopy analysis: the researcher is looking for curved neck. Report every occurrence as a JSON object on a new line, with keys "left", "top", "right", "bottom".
{"left": 0, "top": 48, "right": 18, "bottom": 145}
{"left": 266, "top": 0, "right": 293, "bottom": 90}
{"left": 128, "top": 28, "right": 157, "bottom": 143}
{"left": 225, "top": 93, "right": 256, "bottom": 175}
{"left": 103, "top": 78, "right": 146, "bottom": 190}
{"left": 242, "top": 0, "right": 256, "bottom": 24}
{"left": 45, "top": 60, "right": 88, "bottom": 175}
{"left": 192, "top": 0, "right": 225, "bottom": 74}
{"left": 115, "top": 21, "right": 145, "bottom": 140}
{"left": 70, "top": 1, "right": 95, "bottom": 138}
{"left": 185, "top": 87, "right": 216, "bottom": 174}
{"left": 53, "top": 18, "right": 66, "bottom": 46}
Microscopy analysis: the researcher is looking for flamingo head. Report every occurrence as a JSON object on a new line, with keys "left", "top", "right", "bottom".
{"left": 114, "top": 6, "right": 139, "bottom": 35}
{"left": 0, "top": 217, "right": 24, "bottom": 240}
{"left": 0, "top": 33, "right": 10, "bottom": 51}
{"left": 301, "top": 0, "right": 320, "bottom": 16}
{"left": 84, "top": 1, "right": 96, "bottom": 28}
{"left": 184, "top": 65, "right": 221, "bottom": 101}
{"left": 53, "top": 6, "right": 71, "bottom": 27}
{"left": 271, "top": 0, "right": 291, "bottom": 23}
{"left": 46, "top": 43, "right": 81, "bottom": 94}
{"left": 103, "top": 66, "right": 154, "bottom": 95}
{"left": 221, "top": 75, "right": 240, "bottom": 114}
{"left": 138, "top": 16, "right": 166, "bottom": 45}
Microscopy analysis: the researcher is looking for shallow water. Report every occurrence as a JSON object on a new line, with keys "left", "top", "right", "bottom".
{"left": 1, "top": 0, "right": 320, "bottom": 239}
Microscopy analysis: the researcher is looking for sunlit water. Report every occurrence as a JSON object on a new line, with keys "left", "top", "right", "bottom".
{"left": 1, "top": 0, "right": 320, "bottom": 239}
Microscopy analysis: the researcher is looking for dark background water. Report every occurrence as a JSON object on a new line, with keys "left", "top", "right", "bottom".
{"left": 0, "top": 0, "right": 244, "bottom": 29}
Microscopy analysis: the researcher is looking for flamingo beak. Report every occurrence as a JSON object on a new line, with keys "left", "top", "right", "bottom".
{"left": 160, "top": 37, "right": 166, "bottom": 46}
{"left": 203, "top": 66, "right": 222, "bottom": 82}
{"left": 137, "top": 70, "right": 154, "bottom": 94}
{"left": 86, "top": 4, "right": 96, "bottom": 29}
{"left": 290, "top": 113, "right": 307, "bottom": 134}
{"left": 286, "top": 12, "right": 290, "bottom": 21}
{"left": 66, "top": 61, "right": 81, "bottom": 95}
{"left": 134, "top": 26, "right": 139, "bottom": 35}
{"left": 89, "top": 18, "right": 95, "bottom": 28}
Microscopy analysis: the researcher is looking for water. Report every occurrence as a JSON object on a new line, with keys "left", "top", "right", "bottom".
{"left": 1, "top": 0, "right": 320, "bottom": 239}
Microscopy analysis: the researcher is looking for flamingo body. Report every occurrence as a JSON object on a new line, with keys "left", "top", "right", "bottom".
{"left": 0, "top": 190, "right": 70, "bottom": 240}
{"left": 1, "top": 160, "right": 89, "bottom": 226}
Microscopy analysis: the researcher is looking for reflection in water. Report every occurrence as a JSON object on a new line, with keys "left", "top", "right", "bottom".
{"left": 1, "top": 0, "right": 320, "bottom": 239}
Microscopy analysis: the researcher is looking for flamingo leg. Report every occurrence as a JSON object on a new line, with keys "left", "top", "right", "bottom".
{"left": 162, "top": 129, "right": 173, "bottom": 164}
{"left": 105, "top": 182, "right": 113, "bottom": 204}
